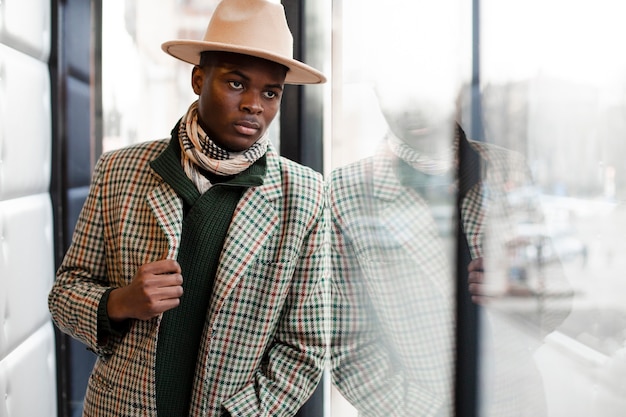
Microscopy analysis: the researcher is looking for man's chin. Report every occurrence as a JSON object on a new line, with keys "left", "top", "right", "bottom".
{"left": 399, "top": 128, "right": 455, "bottom": 155}
{"left": 214, "top": 136, "right": 259, "bottom": 153}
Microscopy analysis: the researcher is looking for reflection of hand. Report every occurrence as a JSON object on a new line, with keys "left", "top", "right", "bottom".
{"left": 467, "top": 257, "right": 486, "bottom": 304}
{"left": 107, "top": 259, "right": 184, "bottom": 321}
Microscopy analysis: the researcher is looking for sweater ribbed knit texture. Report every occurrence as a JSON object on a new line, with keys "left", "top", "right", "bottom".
{"left": 150, "top": 137, "right": 265, "bottom": 416}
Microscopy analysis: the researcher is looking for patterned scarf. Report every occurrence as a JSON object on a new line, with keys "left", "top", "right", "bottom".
{"left": 387, "top": 130, "right": 455, "bottom": 176}
{"left": 179, "top": 101, "right": 268, "bottom": 193}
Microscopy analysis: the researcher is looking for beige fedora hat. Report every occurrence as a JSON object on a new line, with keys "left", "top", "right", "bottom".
{"left": 162, "top": 0, "right": 326, "bottom": 85}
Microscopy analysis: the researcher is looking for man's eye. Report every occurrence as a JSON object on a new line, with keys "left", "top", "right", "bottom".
{"left": 264, "top": 91, "right": 278, "bottom": 99}
{"left": 229, "top": 81, "right": 243, "bottom": 89}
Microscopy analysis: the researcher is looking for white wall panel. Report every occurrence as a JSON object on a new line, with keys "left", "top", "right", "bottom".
{"left": 0, "top": 236, "right": 5, "bottom": 364}
{"left": 0, "top": 0, "right": 56, "bottom": 415}
{"left": 0, "top": 323, "right": 57, "bottom": 417}
{"left": 0, "top": 0, "right": 50, "bottom": 61}
{"left": 0, "top": 44, "right": 51, "bottom": 201}
{"left": 0, "top": 194, "right": 54, "bottom": 360}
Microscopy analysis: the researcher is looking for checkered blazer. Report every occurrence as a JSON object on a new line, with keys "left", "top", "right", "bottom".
{"left": 49, "top": 139, "right": 329, "bottom": 417}
{"left": 329, "top": 132, "right": 560, "bottom": 417}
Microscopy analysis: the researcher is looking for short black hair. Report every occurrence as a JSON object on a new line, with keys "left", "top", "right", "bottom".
{"left": 199, "top": 51, "right": 289, "bottom": 76}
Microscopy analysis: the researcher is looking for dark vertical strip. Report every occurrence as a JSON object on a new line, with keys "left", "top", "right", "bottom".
{"left": 279, "top": 0, "right": 304, "bottom": 168}
{"left": 280, "top": 0, "right": 325, "bottom": 174}
{"left": 455, "top": 218, "right": 480, "bottom": 417}
{"left": 50, "top": 0, "right": 101, "bottom": 416}
{"left": 93, "top": 0, "right": 103, "bottom": 159}
{"left": 470, "top": 0, "right": 484, "bottom": 142}
{"left": 455, "top": 1, "right": 483, "bottom": 416}
{"left": 455, "top": 136, "right": 481, "bottom": 417}
{"left": 279, "top": 79, "right": 304, "bottom": 165}
{"left": 282, "top": 1, "right": 327, "bottom": 416}
{"left": 50, "top": 2, "right": 71, "bottom": 416}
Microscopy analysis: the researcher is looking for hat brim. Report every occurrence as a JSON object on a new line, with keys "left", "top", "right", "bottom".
{"left": 162, "top": 40, "right": 326, "bottom": 85}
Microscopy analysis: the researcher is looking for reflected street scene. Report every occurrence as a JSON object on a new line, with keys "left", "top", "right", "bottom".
{"left": 330, "top": 0, "right": 626, "bottom": 416}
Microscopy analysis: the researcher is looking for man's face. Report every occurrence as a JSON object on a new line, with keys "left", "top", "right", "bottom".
{"left": 192, "top": 52, "right": 287, "bottom": 152}
{"left": 366, "top": 0, "right": 467, "bottom": 154}
{"left": 374, "top": 76, "right": 457, "bottom": 155}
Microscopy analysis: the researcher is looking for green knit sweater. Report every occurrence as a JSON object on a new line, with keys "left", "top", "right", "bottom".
{"left": 150, "top": 137, "right": 265, "bottom": 416}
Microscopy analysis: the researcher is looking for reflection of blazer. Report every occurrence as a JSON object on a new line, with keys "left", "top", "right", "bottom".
{"left": 329, "top": 128, "right": 564, "bottom": 417}
{"left": 49, "top": 139, "right": 328, "bottom": 417}
{"left": 330, "top": 139, "right": 458, "bottom": 417}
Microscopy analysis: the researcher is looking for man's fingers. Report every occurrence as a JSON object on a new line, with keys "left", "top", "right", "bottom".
{"left": 467, "top": 257, "right": 484, "bottom": 273}
{"left": 468, "top": 283, "right": 486, "bottom": 295}
{"left": 155, "top": 282, "right": 184, "bottom": 300}
{"left": 138, "top": 259, "right": 182, "bottom": 275}
{"left": 155, "top": 297, "right": 181, "bottom": 312}
{"left": 471, "top": 294, "right": 489, "bottom": 305}
{"left": 468, "top": 268, "right": 483, "bottom": 283}
{"left": 151, "top": 272, "right": 183, "bottom": 288}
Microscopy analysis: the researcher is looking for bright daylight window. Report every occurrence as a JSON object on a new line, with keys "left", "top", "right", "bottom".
{"left": 102, "top": 0, "right": 626, "bottom": 416}
{"left": 331, "top": 0, "right": 626, "bottom": 416}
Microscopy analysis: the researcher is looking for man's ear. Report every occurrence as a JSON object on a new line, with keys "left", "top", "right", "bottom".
{"left": 191, "top": 66, "right": 204, "bottom": 95}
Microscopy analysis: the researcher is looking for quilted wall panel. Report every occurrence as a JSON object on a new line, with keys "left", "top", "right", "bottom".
{"left": 0, "top": 0, "right": 57, "bottom": 415}
{"left": 0, "top": 0, "right": 50, "bottom": 61}
{"left": 0, "top": 195, "right": 55, "bottom": 357}
{"left": 0, "top": 44, "right": 51, "bottom": 201}
{"left": 0, "top": 324, "right": 56, "bottom": 417}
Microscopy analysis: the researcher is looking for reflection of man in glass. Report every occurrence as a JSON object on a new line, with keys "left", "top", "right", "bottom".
{"left": 330, "top": 63, "right": 458, "bottom": 417}
{"left": 329, "top": 3, "right": 569, "bottom": 416}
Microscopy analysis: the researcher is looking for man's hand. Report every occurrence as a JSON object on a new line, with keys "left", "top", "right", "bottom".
{"left": 467, "top": 257, "right": 486, "bottom": 304}
{"left": 107, "top": 259, "right": 183, "bottom": 321}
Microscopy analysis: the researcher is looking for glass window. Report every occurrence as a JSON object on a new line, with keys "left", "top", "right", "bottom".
{"left": 331, "top": 1, "right": 626, "bottom": 417}
{"left": 480, "top": 1, "right": 626, "bottom": 416}
{"left": 102, "top": 0, "right": 282, "bottom": 153}
{"left": 329, "top": 1, "right": 470, "bottom": 416}
{"left": 101, "top": 0, "right": 626, "bottom": 415}
{"left": 102, "top": 0, "right": 217, "bottom": 152}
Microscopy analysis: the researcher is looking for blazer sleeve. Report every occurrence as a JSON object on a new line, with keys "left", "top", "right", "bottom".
{"left": 48, "top": 154, "right": 122, "bottom": 357}
{"left": 222, "top": 175, "right": 330, "bottom": 417}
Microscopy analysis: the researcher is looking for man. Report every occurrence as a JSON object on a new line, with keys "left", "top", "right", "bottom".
{"left": 48, "top": 1, "right": 328, "bottom": 416}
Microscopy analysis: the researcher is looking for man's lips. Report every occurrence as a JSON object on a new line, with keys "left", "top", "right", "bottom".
{"left": 234, "top": 120, "right": 261, "bottom": 136}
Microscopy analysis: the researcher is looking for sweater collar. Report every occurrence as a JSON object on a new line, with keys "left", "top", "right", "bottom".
{"left": 150, "top": 126, "right": 266, "bottom": 204}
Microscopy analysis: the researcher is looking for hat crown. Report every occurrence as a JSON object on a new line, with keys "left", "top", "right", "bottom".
{"left": 205, "top": 0, "right": 293, "bottom": 60}
{"left": 161, "top": 0, "right": 326, "bottom": 84}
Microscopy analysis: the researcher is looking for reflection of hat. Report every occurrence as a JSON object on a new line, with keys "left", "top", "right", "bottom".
{"left": 162, "top": 0, "right": 326, "bottom": 85}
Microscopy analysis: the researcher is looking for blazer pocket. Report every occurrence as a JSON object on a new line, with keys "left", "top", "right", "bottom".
{"left": 87, "top": 362, "right": 114, "bottom": 394}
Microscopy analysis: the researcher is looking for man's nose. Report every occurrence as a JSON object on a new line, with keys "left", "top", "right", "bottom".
{"left": 241, "top": 92, "right": 263, "bottom": 114}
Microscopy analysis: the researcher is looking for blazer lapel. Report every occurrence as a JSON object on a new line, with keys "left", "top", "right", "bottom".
{"left": 371, "top": 145, "right": 443, "bottom": 260}
{"left": 147, "top": 181, "right": 183, "bottom": 260}
{"left": 209, "top": 149, "right": 282, "bottom": 318}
